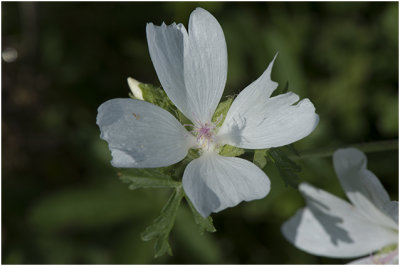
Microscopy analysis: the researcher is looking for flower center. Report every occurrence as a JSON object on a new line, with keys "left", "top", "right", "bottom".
{"left": 185, "top": 114, "right": 223, "bottom": 153}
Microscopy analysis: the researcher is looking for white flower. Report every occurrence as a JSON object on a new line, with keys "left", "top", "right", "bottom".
{"left": 281, "top": 148, "right": 398, "bottom": 264}
{"left": 96, "top": 8, "right": 319, "bottom": 218}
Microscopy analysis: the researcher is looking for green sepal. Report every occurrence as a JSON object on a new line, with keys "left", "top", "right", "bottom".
{"left": 219, "top": 144, "right": 245, "bottom": 157}
{"left": 212, "top": 96, "right": 234, "bottom": 124}
{"left": 268, "top": 147, "right": 301, "bottom": 188}
{"left": 253, "top": 149, "right": 269, "bottom": 169}
{"left": 141, "top": 186, "right": 185, "bottom": 258}
{"left": 119, "top": 168, "right": 180, "bottom": 190}
{"left": 185, "top": 195, "right": 216, "bottom": 235}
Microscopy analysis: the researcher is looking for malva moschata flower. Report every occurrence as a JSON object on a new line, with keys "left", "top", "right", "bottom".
{"left": 281, "top": 148, "right": 398, "bottom": 264}
{"left": 96, "top": 8, "right": 319, "bottom": 218}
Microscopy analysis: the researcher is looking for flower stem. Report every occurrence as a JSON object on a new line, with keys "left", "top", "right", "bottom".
{"left": 292, "top": 139, "right": 398, "bottom": 160}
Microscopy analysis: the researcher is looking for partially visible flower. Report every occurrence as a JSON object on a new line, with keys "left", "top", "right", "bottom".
{"left": 97, "top": 8, "right": 319, "bottom": 218}
{"left": 127, "top": 77, "right": 144, "bottom": 100}
{"left": 282, "top": 148, "right": 398, "bottom": 264}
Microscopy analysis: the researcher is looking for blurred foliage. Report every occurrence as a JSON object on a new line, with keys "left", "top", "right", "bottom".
{"left": 2, "top": 2, "right": 398, "bottom": 264}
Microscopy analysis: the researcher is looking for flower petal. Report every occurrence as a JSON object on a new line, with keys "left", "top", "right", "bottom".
{"left": 182, "top": 153, "right": 270, "bottom": 217}
{"left": 333, "top": 148, "right": 398, "bottom": 229}
{"left": 281, "top": 183, "right": 398, "bottom": 258}
{"left": 97, "top": 98, "right": 195, "bottom": 168}
{"left": 217, "top": 56, "right": 319, "bottom": 149}
{"left": 146, "top": 22, "right": 187, "bottom": 117}
{"left": 146, "top": 8, "right": 227, "bottom": 124}
{"left": 184, "top": 7, "right": 228, "bottom": 124}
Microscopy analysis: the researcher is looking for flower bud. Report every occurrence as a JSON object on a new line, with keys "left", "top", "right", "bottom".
{"left": 127, "top": 77, "right": 144, "bottom": 100}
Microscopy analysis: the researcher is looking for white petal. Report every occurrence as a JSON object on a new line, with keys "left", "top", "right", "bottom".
{"left": 333, "top": 148, "right": 398, "bottom": 229}
{"left": 97, "top": 98, "right": 195, "bottom": 168}
{"left": 281, "top": 183, "right": 398, "bottom": 258}
{"left": 182, "top": 153, "right": 270, "bottom": 217}
{"left": 349, "top": 250, "right": 399, "bottom": 265}
{"left": 146, "top": 8, "right": 227, "bottom": 124}
{"left": 184, "top": 7, "right": 227, "bottom": 124}
{"left": 217, "top": 56, "right": 319, "bottom": 149}
{"left": 146, "top": 22, "right": 188, "bottom": 117}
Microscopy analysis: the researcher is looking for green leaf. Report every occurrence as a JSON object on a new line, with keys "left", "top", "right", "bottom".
{"left": 253, "top": 149, "right": 269, "bottom": 169}
{"left": 219, "top": 144, "right": 245, "bottom": 157}
{"left": 268, "top": 147, "right": 301, "bottom": 188}
{"left": 212, "top": 96, "right": 234, "bottom": 124}
{"left": 141, "top": 186, "right": 185, "bottom": 258}
{"left": 185, "top": 195, "right": 216, "bottom": 234}
{"left": 119, "top": 168, "right": 180, "bottom": 190}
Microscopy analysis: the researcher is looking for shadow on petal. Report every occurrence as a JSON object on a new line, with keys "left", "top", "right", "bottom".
{"left": 307, "top": 197, "right": 353, "bottom": 245}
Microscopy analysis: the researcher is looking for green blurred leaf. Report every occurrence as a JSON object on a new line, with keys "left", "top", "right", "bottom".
{"left": 253, "top": 149, "right": 268, "bottom": 169}
{"left": 268, "top": 147, "right": 301, "bottom": 188}
{"left": 271, "top": 81, "right": 289, "bottom": 97}
{"left": 174, "top": 207, "right": 222, "bottom": 263}
{"left": 219, "top": 144, "right": 244, "bottom": 157}
{"left": 28, "top": 181, "right": 151, "bottom": 232}
{"left": 185, "top": 195, "right": 216, "bottom": 234}
{"left": 141, "top": 186, "right": 185, "bottom": 258}
{"left": 119, "top": 168, "right": 180, "bottom": 190}
{"left": 287, "top": 144, "right": 300, "bottom": 157}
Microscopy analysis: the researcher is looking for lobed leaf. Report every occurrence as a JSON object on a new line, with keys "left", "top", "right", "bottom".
{"left": 119, "top": 168, "right": 180, "bottom": 190}
{"left": 185, "top": 195, "right": 216, "bottom": 234}
{"left": 268, "top": 147, "right": 301, "bottom": 188}
{"left": 141, "top": 186, "right": 185, "bottom": 258}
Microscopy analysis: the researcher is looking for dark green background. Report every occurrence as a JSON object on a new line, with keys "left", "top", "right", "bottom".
{"left": 2, "top": 2, "right": 398, "bottom": 264}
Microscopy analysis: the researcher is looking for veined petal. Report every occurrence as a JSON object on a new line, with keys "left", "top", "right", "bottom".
{"left": 217, "top": 56, "right": 319, "bottom": 149}
{"left": 182, "top": 153, "right": 270, "bottom": 218}
{"left": 146, "top": 8, "right": 227, "bottom": 125}
{"left": 333, "top": 148, "right": 398, "bottom": 230}
{"left": 184, "top": 7, "right": 227, "bottom": 124}
{"left": 97, "top": 99, "right": 195, "bottom": 168}
{"left": 281, "top": 183, "right": 398, "bottom": 258}
{"left": 146, "top": 22, "right": 188, "bottom": 118}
